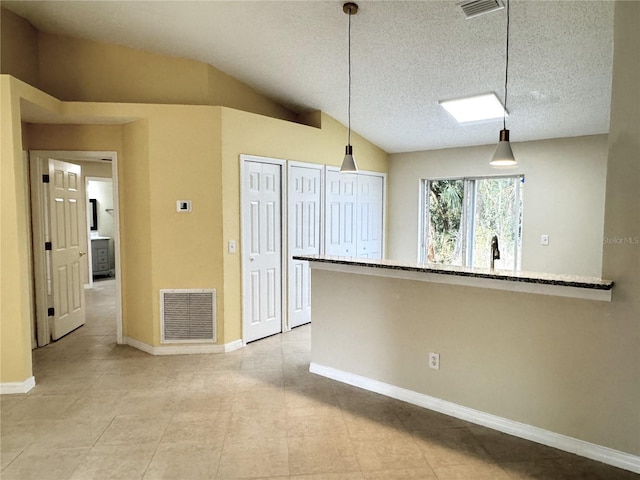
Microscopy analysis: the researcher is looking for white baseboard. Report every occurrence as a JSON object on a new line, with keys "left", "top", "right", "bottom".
{"left": 124, "top": 336, "right": 243, "bottom": 355}
{"left": 310, "top": 362, "right": 640, "bottom": 474}
{"left": 0, "top": 376, "right": 36, "bottom": 395}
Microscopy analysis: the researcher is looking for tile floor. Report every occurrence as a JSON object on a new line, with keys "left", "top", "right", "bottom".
{"left": 1, "top": 279, "right": 637, "bottom": 479}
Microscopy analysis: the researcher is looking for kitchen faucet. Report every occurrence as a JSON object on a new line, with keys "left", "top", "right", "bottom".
{"left": 490, "top": 235, "right": 500, "bottom": 270}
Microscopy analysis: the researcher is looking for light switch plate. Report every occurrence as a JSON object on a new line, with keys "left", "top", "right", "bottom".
{"left": 228, "top": 241, "right": 236, "bottom": 253}
{"left": 540, "top": 234, "right": 549, "bottom": 245}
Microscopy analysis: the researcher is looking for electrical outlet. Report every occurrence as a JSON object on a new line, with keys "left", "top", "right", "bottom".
{"left": 429, "top": 352, "right": 440, "bottom": 370}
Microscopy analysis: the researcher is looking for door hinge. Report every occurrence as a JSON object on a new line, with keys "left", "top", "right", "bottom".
{"left": 45, "top": 242, "right": 52, "bottom": 251}
{"left": 42, "top": 174, "right": 50, "bottom": 183}
{"left": 47, "top": 307, "right": 54, "bottom": 317}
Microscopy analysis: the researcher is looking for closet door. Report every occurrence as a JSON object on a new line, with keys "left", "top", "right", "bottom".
{"left": 356, "top": 174, "right": 384, "bottom": 259}
{"left": 288, "top": 163, "right": 322, "bottom": 329}
{"left": 325, "top": 169, "right": 384, "bottom": 259}
{"left": 325, "top": 169, "right": 357, "bottom": 257}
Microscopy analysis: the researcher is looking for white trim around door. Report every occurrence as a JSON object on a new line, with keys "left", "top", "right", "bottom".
{"left": 29, "top": 150, "right": 124, "bottom": 345}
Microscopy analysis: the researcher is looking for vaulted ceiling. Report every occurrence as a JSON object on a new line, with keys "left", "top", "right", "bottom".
{"left": 3, "top": 0, "right": 614, "bottom": 154}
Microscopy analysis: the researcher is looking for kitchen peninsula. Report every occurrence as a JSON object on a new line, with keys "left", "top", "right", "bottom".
{"left": 296, "top": 254, "right": 622, "bottom": 468}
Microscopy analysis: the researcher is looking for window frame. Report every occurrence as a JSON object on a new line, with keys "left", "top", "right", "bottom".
{"left": 420, "top": 174, "right": 524, "bottom": 270}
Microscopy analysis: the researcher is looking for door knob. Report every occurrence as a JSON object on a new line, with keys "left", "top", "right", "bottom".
{"left": 79, "top": 251, "right": 87, "bottom": 256}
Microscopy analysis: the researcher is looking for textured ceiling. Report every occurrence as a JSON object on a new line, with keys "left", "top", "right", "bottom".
{"left": 3, "top": 0, "right": 614, "bottom": 154}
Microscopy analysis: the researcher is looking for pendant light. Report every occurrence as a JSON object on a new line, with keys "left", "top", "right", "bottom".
{"left": 490, "top": 0, "right": 517, "bottom": 167}
{"left": 340, "top": 2, "right": 358, "bottom": 173}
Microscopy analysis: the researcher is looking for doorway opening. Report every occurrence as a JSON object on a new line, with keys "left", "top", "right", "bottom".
{"left": 28, "top": 150, "right": 123, "bottom": 349}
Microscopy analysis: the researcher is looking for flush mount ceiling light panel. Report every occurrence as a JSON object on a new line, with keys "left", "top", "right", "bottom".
{"left": 439, "top": 93, "right": 507, "bottom": 123}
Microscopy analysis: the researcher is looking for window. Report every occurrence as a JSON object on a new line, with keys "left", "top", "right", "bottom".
{"left": 421, "top": 175, "right": 524, "bottom": 270}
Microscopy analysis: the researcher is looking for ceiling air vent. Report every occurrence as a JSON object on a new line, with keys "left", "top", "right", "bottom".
{"left": 457, "top": 0, "right": 504, "bottom": 19}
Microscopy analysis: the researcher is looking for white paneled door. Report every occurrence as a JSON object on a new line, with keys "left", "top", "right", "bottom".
{"left": 356, "top": 174, "right": 384, "bottom": 259}
{"left": 49, "top": 159, "right": 87, "bottom": 340}
{"left": 242, "top": 159, "right": 283, "bottom": 343}
{"left": 325, "top": 170, "right": 357, "bottom": 257}
{"left": 325, "top": 169, "right": 384, "bottom": 259}
{"left": 288, "top": 163, "right": 322, "bottom": 329}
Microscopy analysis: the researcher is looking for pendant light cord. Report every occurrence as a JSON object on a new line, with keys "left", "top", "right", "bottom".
{"left": 348, "top": 9, "right": 352, "bottom": 146}
{"left": 503, "top": 0, "right": 510, "bottom": 131}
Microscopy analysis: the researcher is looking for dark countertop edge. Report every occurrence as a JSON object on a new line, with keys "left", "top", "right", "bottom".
{"left": 294, "top": 256, "right": 614, "bottom": 291}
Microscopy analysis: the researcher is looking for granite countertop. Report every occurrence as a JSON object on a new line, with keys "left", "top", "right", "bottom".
{"left": 293, "top": 255, "right": 613, "bottom": 291}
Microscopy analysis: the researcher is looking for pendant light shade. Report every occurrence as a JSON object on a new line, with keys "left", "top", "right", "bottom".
{"left": 340, "top": 2, "right": 358, "bottom": 173}
{"left": 341, "top": 145, "right": 358, "bottom": 172}
{"left": 491, "top": 0, "right": 517, "bottom": 167}
{"left": 490, "top": 129, "right": 516, "bottom": 166}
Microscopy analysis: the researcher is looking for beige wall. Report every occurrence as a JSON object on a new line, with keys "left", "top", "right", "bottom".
{"left": 0, "top": 9, "right": 39, "bottom": 89}
{"left": 387, "top": 135, "right": 608, "bottom": 277}
{"left": 1, "top": 8, "right": 298, "bottom": 123}
{"left": 0, "top": 74, "right": 388, "bottom": 379}
{"left": 311, "top": 1, "right": 639, "bottom": 457}
{"left": 219, "top": 108, "right": 388, "bottom": 343}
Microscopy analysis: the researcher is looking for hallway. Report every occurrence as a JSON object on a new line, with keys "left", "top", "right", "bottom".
{"left": 0, "top": 281, "right": 636, "bottom": 479}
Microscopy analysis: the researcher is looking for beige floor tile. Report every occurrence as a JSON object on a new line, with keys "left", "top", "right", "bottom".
{"left": 198, "top": 355, "right": 243, "bottom": 372}
{"left": 115, "top": 391, "right": 184, "bottom": 416}
{"left": 27, "top": 374, "right": 102, "bottom": 395}
{"left": 0, "top": 419, "right": 60, "bottom": 451}
{"left": 21, "top": 288, "right": 634, "bottom": 480}
{"left": 235, "top": 368, "right": 284, "bottom": 389}
{"left": 63, "top": 390, "right": 129, "bottom": 419}
{"left": 395, "top": 404, "right": 470, "bottom": 431}
{"left": 1, "top": 446, "right": 89, "bottom": 480}
{"left": 362, "top": 467, "right": 437, "bottom": 479}
{"left": 0, "top": 450, "right": 23, "bottom": 472}
{"left": 468, "top": 425, "right": 564, "bottom": 462}
{"left": 190, "top": 371, "right": 238, "bottom": 394}
{"left": 161, "top": 411, "right": 230, "bottom": 445}
{"left": 96, "top": 414, "right": 171, "bottom": 446}
{"left": 0, "top": 395, "right": 27, "bottom": 414}
{"left": 433, "top": 463, "right": 512, "bottom": 479}
{"left": 143, "top": 442, "right": 222, "bottom": 480}
{"left": 412, "top": 427, "right": 493, "bottom": 469}
{"left": 3, "top": 394, "right": 81, "bottom": 422}
{"left": 284, "top": 385, "right": 339, "bottom": 410}
{"left": 342, "top": 409, "right": 409, "bottom": 441}
{"left": 286, "top": 408, "right": 349, "bottom": 437}
{"left": 288, "top": 474, "right": 364, "bottom": 480}
{"left": 31, "top": 416, "right": 112, "bottom": 448}
{"left": 232, "top": 386, "right": 286, "bottom": 411}
{"left": 281, "top": 341, "right": 311, "bottom": 355}
{"left": 225, "top": 408, "right": 286, "bottom": 443}
{"left": 69, "top": 444, "right": 156, "bottom": 480}
{"left": 352, "top": 437, "right": 430, "bottom": 472}
{"left": 177, "top": 391, "right": 235, "bottom": 414}
{"left": 217, "top": 437, "right": 289, "bottom": 478}
{"left": 242, "top": 339, "right": 283, "bottom": 356}
{"left": 241, "top": 354, "right": 284, "bottom": 371}
{"left": 288, "top": 435, "right": 360, "bottom": 476}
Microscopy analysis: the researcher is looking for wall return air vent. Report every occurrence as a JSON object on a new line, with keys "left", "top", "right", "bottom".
{"left": 457, "top": 0, "right": 504, "bottom": 19}
{"left": 160, "top": 289, "right": 216, "bottom": 343}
